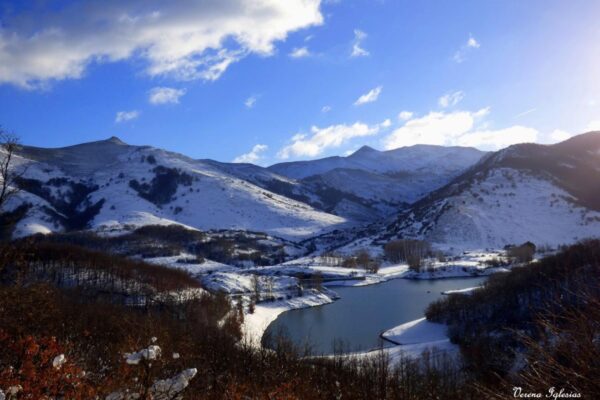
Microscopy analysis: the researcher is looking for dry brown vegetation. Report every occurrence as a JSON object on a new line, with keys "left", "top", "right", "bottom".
{"left": 2, "top": 237, "right": 600, "bottom": 398}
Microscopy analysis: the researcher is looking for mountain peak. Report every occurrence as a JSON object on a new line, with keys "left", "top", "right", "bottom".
{"left": 350, "top": 145, "right": 378, "bottom": 157}
{"left": 105, "top": 136, "right": 126, "bottom": 145}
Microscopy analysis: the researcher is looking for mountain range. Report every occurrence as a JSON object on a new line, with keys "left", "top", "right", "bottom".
{"left": 3, "top": 131, "right": 599, "bottom": 251}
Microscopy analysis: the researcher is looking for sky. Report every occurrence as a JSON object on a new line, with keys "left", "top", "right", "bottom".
{"left": 1, "top": 0, "right": 599, "bottom": 165}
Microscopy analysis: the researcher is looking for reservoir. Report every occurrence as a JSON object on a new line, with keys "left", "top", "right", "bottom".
{"left": 263, "top": 276, "right": 487, "bottom": 355}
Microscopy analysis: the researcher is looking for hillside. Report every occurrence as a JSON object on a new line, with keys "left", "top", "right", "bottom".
{"left": 425, "top": 239, "right": 600, "bottom": 393}
{"left": 4, "top": 138, "right": 348, "bottom": 241}
{"left": 366, "top": 131, "right": 600, "bottom": 249}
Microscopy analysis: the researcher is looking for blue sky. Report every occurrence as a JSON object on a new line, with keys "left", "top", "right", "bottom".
{"left": 1, "top": 0, "right": 599, "bottom": 165}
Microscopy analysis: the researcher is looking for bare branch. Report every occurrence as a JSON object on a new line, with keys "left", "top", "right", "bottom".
{"left": 0, "top": 127, "right": 24, "bottom": 212}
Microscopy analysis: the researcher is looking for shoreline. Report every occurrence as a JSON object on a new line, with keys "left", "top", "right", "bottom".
{"left": 247, "top": 275, "right": 484, "bottom": 356}
{"left": 236, "top": 251, "right": 509, "bottom": 350}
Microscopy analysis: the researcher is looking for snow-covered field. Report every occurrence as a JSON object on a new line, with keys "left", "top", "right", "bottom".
{"left": 378, "top": 317, "right": 458, "bottom": 363}
{"left": 330, "top": 317, "right": 458, "bottom": 366}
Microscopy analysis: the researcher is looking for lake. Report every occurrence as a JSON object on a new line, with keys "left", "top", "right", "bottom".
{"left": 263, "top": 276, "right": 487, "bottom": 355}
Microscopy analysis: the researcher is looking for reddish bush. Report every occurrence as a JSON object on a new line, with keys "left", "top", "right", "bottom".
{"left": 0, "top": 330, "right": 97, "bottom": 399}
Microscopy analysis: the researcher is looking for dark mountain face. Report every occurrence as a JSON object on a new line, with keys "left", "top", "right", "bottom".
{"left": 484, "top": 131, "right": 600, "bottom": 210}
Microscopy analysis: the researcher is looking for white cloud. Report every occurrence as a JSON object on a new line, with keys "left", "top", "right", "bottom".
{"left": 148, "top": 87, "right": 186, "bottom": 105}
{"left": 467, "top": 35, "right": 480, "bottom": 49}
{"left": 380, "top": 119, "right": 392, "bottom": 128}
{"left": 233, "top": 144, "right": 268, "bottom": 164}
{"left": 382, "top": 107, "right": 537, "bottom": 150}
{"left": 548, "top": 129, "right": 572, "bottom": 142}
{"left": 453, "top": 34, "right": 481, "bottom": 63}
{"left": 278, "top": 121, "right": 383, "bottom": 159}
{"left": 587, "top": 120, "right": 600, "bottom": 131}
{"left": 398, "top": 111, "right": 413, "bottom": 121}
{"left": 245, "top": 96, "right": 258, "bottom": 109}
{"left": 0, "top": 0, "right": 323, "bottom": 89}
{"left": 289, "top": 46, "right": 310, "bottom": 58}
{"left": 354, "top": 86, "right": 382, "bottom": 106}
{"left": 351, "top": 29, "right": 369, "bottom": 57}
{"left": 115, "top": 110, "right": 140, "bottom": 123}
{"left": 438, "top": 91, "right": 465, "bottom": 108}
{"left": 321, "top": 105, "right": 332, "bottom": 113}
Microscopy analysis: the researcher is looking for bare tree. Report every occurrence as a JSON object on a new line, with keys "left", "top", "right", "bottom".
{"left": 313, "top": 271, "right": 323, "bottom": 292}
{"left": 355, "top": 250, "right": 371, "bottom": 270}
{"left": 251, "top": 273, "right": 261, "bottom": 303}
{"left": 506, "top": 241, "right": 536, "bottom": 263}
{"left": 384, "top": 239, "right": 431, "bottom": 271}
{"left": 265, "top": 276, "right": 275, "bottom": 300}
{"left": 0, "top": 129, "right": 24, "bottom": 212}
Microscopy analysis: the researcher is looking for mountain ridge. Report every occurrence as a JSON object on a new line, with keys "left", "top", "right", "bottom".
{"left": 4, "top": 132, "right": 599, "bottom": 251}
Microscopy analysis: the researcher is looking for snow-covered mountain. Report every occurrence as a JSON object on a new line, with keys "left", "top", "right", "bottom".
{"left": 3, "top": 133, "right": 598, "bottom": 250}
{"left": 11, "top": 138, "right": 484, "bottom": 241}
{"left": 364, "top": 131, "right": 600, "bottom": 249}
{"left": 271, "top": 145, "right": 484, "bottom": 178}
{"left": 270, "top": 145, "right": 486, "bottom": 207}
{"left": 5, "top": 137, "right": 348, "bottom": 241}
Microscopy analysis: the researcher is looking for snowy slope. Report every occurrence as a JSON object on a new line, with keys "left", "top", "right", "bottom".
{"left": 393, "top": 168, "right": 600, "bottom": 248}
{"left": 365, "top": 132, "right": 600, "bottom": 249}
{"left": 8, "top": 138, "right": 348, "bottom": 241}
{"left": 204, "top": 160, "right": 391, "bottom": 222}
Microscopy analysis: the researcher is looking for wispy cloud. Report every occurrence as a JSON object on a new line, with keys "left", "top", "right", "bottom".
{"left": 321, "top": 105, "right": 332, "bottom": 113}
{"left": 514, "top": 108, "right": 537, "bottom": 118}
{"left": 245, "top": 95, "right": 258, "bottom": 109}
{"left": 453, "top": 34, "right": 481, "bottom": 63}
{"left": 115, "top": 110, "right": 140, "bottom": 123}
{"left": 278, "top": 121, "right": 386, "bottom": 159}
{"left": 0, "top": 1, "right": 324, "bottom": 89}
{"left": 289, "top": 47, "right": 311, "bottom": 58}
{"left": 438, "top": 91, "right": 464, "bottom": 108}
{"left": 351, "top": 29, "right": 370, "bottom": 57}
{"left": 233, "top": 144, "right": 268, "bottom": 164}
{"left": 148, "top": 87, "right": 186, "bottom": 105}
{"left": 354, "top": 86, "right": 382, "bottom": 106}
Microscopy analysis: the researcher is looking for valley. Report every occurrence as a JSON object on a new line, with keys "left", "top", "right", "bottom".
{"left": 1, "top": 131, "right": 599, "bottom": 399}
